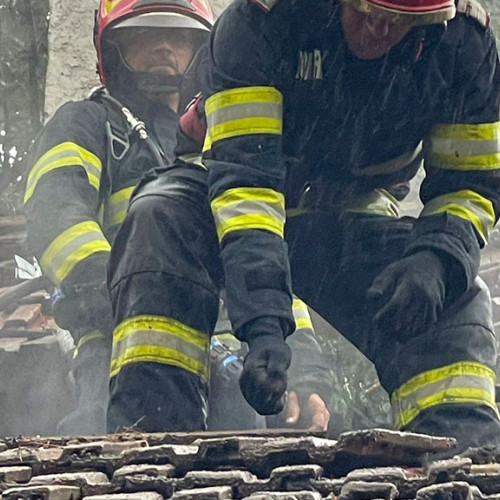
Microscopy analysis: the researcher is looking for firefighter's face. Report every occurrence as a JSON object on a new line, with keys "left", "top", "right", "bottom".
{"left": 341, "top": 4, "right": 412, "bottom": 59}
{"left": 114, "top": 27, "right": 195, "bottom": 76}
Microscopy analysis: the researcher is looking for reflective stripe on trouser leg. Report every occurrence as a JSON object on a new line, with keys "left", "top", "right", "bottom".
{"left": 111, "top": 315, "right": 210, "bottom": 382}
{"left": 381, "top": 278, "right": 500, "bottom": 446}
{"left": 107, "top": 167, "right": 221, "bottom": 432}
{"left": 391, "top": 361, "right": 499, "bottom": 429}
{"left": 286, "top": 210, "right": 500, "bottom": 446}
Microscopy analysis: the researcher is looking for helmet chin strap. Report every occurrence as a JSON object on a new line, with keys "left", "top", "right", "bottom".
{"left": 136, "top": 72, "right": 184, "bottom": 94}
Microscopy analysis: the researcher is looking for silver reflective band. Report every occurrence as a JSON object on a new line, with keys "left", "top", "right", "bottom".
{"left": 351, "top": 142, "right": 423, "bottom": 177}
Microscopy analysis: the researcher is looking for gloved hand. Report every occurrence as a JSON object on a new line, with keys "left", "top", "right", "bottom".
{"left": 53, "top": 281, "right": 113, "bottom": 335}
{"left": 367, "top": 250, "right": 447, "bottom": 342}
{"left": 284, "top": 390, "right": 330, "bottom": 431}
{"left": 239, "top": 316, "right": 292, "bottom": 415}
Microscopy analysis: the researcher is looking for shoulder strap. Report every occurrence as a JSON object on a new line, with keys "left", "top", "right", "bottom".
{"left": 456, "top": 0, "right": 490, "bottom": 28}
{"left": 87, "top": 87, "right": 131, "bottom": 161}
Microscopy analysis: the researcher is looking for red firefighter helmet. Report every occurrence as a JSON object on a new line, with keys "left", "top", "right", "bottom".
{"left": 341, "top": 0, "right": 456, "bottom": 24}
{"left": 94, "top": 0, "right": 214, "bottom": 85}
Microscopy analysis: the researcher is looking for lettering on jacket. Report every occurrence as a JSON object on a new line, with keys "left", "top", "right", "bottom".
{"left": 296, "top": 49, "right": 323, "bottom": 81}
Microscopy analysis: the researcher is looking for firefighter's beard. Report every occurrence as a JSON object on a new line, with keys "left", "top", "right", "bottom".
{"left": 135, "top": 72, "right": 183, "bottom": 110}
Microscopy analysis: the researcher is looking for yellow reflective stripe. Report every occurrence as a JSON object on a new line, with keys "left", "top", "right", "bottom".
{"left": 427, "top": 122, "right": 500, "bottom": 170}
{"left": 292, "top": 297, "right": 313, "bottom": 331}
{"left": 392, "top": 361, "right": 499, "bottom": 428}
{"left": 421, "top": 190, "right": 495, "bottom": 245}
{"left": 24, "top": 142, "right": 102, "bottom": 203}
{"left": 205, "top": 87, "right": 283, "bottom": 146}
{"left": 111, "top": 315, "right": 210, "bottom": 381}
{"left": 205, "top": 86, "right": 283, "bottom": 114}
{"left": 106, "top": 186, "right": 135, "bottom": 227}
{"left": 431, "top": 122, "right": 500, "bottom": 140}
{"left": 345, "top": 189, "right": 400, "bottom": 218}
{"left": 211, "top": 187, "right": 285, "bottom": 240}
{"left": 40, "top": 221, "right": 111, "bottom": 286}
{"left": 73, "top": 330, "right": 104, "bottom": 359}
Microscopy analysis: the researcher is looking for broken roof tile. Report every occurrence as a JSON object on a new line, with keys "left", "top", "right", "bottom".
{"left": 339, "top": 480, "right": 399, "bottom": 500}
{"left": 170, "top": 485, "right": 233, "bottom": 499}
{"left": 2, "top": 483, "right": 81, "bottom": 499}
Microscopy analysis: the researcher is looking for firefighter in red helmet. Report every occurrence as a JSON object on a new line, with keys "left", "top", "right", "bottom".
{"left": 23, "top": 0, "right": 214, "bottom": 435}
{"left": 106, "top": 0, "right": 500, "bottom": 451}
{"left": 25, "top": 0, "right": 332, "bottom": 435}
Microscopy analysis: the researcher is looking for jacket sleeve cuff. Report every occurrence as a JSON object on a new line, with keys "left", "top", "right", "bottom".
{"left": 404, "top": 212, "right": 480, "bottom": 295}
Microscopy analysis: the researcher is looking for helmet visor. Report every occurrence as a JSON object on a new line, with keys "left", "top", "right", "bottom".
{"left": 112, "top": 12, "right": 211, "bottom": 31}
{"left": 341, "top": 0, "right": 456, "bottom": 25}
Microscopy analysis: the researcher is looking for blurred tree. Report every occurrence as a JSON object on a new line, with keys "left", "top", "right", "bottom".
{"left": 0, "top": 0, "right": 50, "bottom": 215}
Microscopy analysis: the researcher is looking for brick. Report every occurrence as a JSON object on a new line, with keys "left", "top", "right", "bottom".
{"left": 345, "top": 467, "right": 408, "bottom": 483}
{"left": 339, "top": 481, "right": 399, "bottom": 500}
{"left": 112, "top": 474, "right": 173, "bottom": 498}
{"left": 332, "top": 429, "right": 456, "bottom": 476}
{"left": 120, "top": 444, "right": 199, "bottom": 473}
{"left": 416, "top": 481, "right": 484, "bottom": 500}
{"left": 29, "top": 471, "right": 112, "bottom": 496}
{"left": 311, "top": 478, "right": 345, "bottom": 498}
{"left": 170, "top": 486, "right": 233, "bottom": 499}
{"left": 1, "top": 484, "right": 81, "bottom": 499}
{"left": 427, "top": 457, "right": 473, "bottom": 482}
{"left": 0, "top": 465, "right": 32, "bottom": 482}
{"left": 197, "top": 435, "right": 337, "bottom": 477}
{"left": 269, "top": 465, "right": 323, "bottom": 491}
{"left": 100, "top": 441, "right": 148, "bottom": 456}
{"left": 470, "top": 464, "right": 500, "bottom": 475}
{"left": 82, "top": 494, "right": 164, "bottom": 499}
{"left": 0, "top": 447, "right": 37, "bottom": 465}
{"left": 177, "top": 469, "right": 256, "bottom": 490}
{"left": 113, "top": 464, "right": 175, "bottom": 479}
{"left": 242, "top": 492, "right": 323, "bottom": 499}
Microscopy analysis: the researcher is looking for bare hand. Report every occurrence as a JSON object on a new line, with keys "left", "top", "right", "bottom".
{"left": 284, "top": 391, "right": 330, "bottom": 431}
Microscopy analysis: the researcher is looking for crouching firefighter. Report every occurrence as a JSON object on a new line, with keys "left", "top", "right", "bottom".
{"left": 108, "top": 0, "right": 500, "bottom": 452}
{"left": 106, "top": 68, "right": 334, "bottom": 432}
{"left": 23, "top": 0, "right": 214, "bottom": 435}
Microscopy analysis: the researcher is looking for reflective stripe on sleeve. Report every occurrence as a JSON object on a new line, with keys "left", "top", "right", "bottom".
{"left": 292, "top": 297, "right": 313, "bottom": 331}
{"left": 210, "top": 187, "right": 286, "bottom": 241}
{"left": 426, "top": 122, "right": 500, "bottom": 170}
{"left": 345, "top": 189, "right": 400, "bottom": 218}
{"left": 105, "top": 186, "right": 135, "bottom": 228}
{"left": 352, "top": 142, "right": 423, "bottom": 177}
{"left": 203, "top": 86, "right": 283, "bottom": 151}
{"left": 73, "top": 330, "right": 104, "bottom": 359}
{"left": 392, "top": 361, "right": 499, "bottom": 429}
{"left": 111, "top": 315, "right": 210, "bottom": 381}
{"left": 24, "top": 142, "right": 102, "bottom": 203}
{"left": 40, "top": 221, "right": 111, "bottom": 286}
{"left": 421, "top": 189, "right": 495, "bottom": 245}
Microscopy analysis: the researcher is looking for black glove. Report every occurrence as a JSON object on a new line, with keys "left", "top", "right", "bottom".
{"left": 239, "top": 317, "right": 292, "bottom": 415}
{"left": 367, "top": 250, "right": 447, "bottom": 342}
{"left": 53, "top": 282, "right": 113, "bottom": 336}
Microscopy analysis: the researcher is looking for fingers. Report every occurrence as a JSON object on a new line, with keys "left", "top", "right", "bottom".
{"left": 307, "top": 393, "right": 330, "bottom": 431}
{"left": 285, "top": 390, "right": 300, "bottom": 425}
{"left": 239, "top": 362, "right": 288, "bottom": 415}
{"left": 284, "top": 392, "right": 330, "bottom": 431}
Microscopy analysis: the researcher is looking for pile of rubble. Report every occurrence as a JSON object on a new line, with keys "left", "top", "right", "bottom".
{"left": 0, "top": 428, "right": 499, "bottom": 499}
